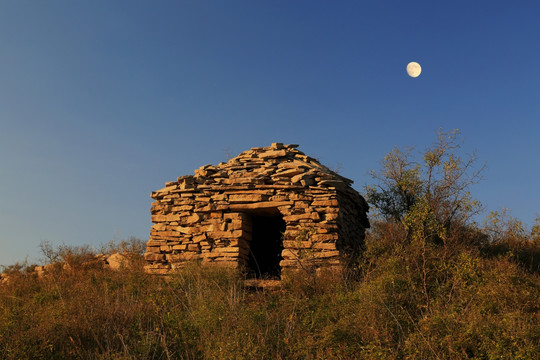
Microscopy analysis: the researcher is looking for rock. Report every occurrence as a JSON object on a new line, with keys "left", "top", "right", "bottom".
{"left": 106, "top": 253, "right": 129, "bottom": 271}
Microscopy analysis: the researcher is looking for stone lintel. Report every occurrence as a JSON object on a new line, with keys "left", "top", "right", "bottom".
{"left": 228, "top": 201, "right": 293, "bottom": 211}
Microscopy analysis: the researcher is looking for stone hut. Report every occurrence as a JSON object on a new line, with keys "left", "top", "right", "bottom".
{"left": 144, "top": 143, "right": 369, "bottom": 277}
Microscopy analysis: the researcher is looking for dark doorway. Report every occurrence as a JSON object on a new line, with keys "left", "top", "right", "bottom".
{"left": 247, "top": 215, "right": 286, "bottom": 279}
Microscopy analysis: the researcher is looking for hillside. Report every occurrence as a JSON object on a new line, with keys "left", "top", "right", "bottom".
{"left": 1, "top": 225, "right": 539, "bottom": 359}
{"left": 2, "top": 131, "right": 539, "bottom": 359}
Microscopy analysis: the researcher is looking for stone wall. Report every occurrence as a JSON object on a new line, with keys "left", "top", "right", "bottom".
{"left": 144, "top": 143, "right": 369, "bottom": 276}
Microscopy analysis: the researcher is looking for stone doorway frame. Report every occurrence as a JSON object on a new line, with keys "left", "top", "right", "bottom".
{"left": 244, "top": 211, "right": 286, "bottom": 279}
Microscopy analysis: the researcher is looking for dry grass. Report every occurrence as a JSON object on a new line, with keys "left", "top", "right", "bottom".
{"left": 1, "top": 231, "right": 539, "bottom": 359}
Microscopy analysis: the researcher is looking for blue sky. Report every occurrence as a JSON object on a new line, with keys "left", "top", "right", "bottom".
{"left": 1, "top": 1, "right": 539, "bottom": 266}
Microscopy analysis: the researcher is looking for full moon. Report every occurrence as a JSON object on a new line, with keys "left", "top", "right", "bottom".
{"left": 406, "top": 62, "right": 422, "bottom": 78}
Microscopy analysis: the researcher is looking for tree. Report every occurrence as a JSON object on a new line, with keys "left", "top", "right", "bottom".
{"left": 365, "top": 146, "right": 422, "bottom": 223}
{"left": 366, "top": 129, "right": 484, "bottom": 240}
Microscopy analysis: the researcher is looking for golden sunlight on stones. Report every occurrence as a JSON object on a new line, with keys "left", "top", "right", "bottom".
{"left": 144, "top": 143, "right": 370, "bottom": 276}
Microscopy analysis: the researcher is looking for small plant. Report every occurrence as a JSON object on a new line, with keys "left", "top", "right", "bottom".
{"left": 285, "top": 226, "right": 317, "bottom": 273}
{"left": 482, "top": 209, "right": 540, "bottom": 272}
{"left": 100, "top": 236, "right": 147, "bottom": 256}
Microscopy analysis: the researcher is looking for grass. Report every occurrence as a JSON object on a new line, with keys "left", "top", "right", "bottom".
{"left": 1, "top": 229, "right": 539, "bottom": 360}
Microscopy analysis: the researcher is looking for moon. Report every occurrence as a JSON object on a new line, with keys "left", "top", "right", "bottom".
{"left": 406, "top": 62, "right": 422, "bottom": 78}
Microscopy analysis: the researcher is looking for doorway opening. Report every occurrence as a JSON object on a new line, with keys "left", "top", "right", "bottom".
{"left": 247, "top": 214, "right": 286, "bottom": 279}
